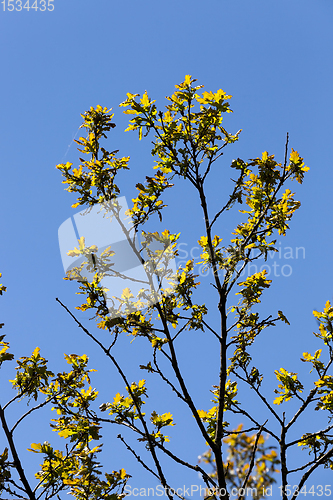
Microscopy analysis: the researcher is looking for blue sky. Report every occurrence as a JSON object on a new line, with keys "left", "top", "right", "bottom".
{"left": 1, "top": 0, "right": 333, "bottom": 497}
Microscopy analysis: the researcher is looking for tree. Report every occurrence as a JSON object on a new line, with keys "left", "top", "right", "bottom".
{"left": 1, "top": 75, "right": 332, "bottom": 500}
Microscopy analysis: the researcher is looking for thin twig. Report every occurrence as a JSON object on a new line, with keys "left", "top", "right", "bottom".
{"left": 117, "top": 433, "right": 160, "bottom": 480}
{"left": 290, "top": 447, "right": 333, "bottom": 500}
{"left": 153, "top": 350, "right": 186, "bottom": 401}
{"left": 209, "top": 168, "right": 247, "bottom": 230}
{"left": 11, "top": 397, "right": 53, "bottom": 434}
{"left": 1, "top": 485, "right": 27, "bottom": 499}
{"left": 283, "top": 133, "right": 289, "bottom": 170}
{"left": 238, "top": 421, "right": 268, "bottom": 500}
{"left": 232, "top": 370, "right": 283, "bottom": 426}
{"left": 230, "top": 403, "right": 279, "bottom": 442}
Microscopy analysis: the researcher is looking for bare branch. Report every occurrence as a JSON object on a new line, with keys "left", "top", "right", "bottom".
{"left": 283, "top": 133, "right": 289, "bottom": 170}
{"left": 117, "top": 433, "right": 160, "bottom": 480}
{"left": 11, "top": 397, "right": 53, "bottom": 434}
{"left": 152, "top": 349, "right": 186, "bottom": 402}
{"left": 238, "top": 421, "right": 268, "bottom": 500}
{"left": 290, "top": 447, "right": 333, "bottom": 500}
{"left": 231, "top": 403, "right": 279, "bottom": 442}
{"left": 0, "top": 405, "right": 36, "bottom": 500}
{"left": 232, "top": 370, "right": 283, "bottom": 426}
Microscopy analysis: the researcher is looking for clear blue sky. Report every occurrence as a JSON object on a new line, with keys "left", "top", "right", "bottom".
{"left": 1, "top": 0, "right": 333, "bottom": 497}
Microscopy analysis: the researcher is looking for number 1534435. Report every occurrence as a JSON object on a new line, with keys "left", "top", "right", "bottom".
{"left": 2, "top": 0, "right": 54, "bottom": 11}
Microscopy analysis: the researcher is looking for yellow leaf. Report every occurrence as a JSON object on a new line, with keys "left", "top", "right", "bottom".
{"left": 88, "top": 245, "right": 98, "bottom": 253}
{"left": 28, "top": 443, "right": 42, "bottom": 453}
{"left": 302, "top": 352, "right": 311, "bottom": 361}
{"left": 324, "top": 300, "right": 332, "bottom": 313}
{"left": 78, "top": 236, "right": 85, "bottom": 251}
{"left": 113, "top": 393, "right": 122, "bottom": 405}
{"left": 141, "top": 92, "right": 149, "bottom": 108}
{"left": 32, "top": 347, "right": 40, "bottom": 358}
{"left": 63, "top": 478, "right": 79, "bottom": 485}
{"left": 120, "top": 468, "right": 127, "bottom": 479}
{"left": 184, "top": 75, "right": 192, "bottom": 86}
{"left": 58, "top": 429, "right": 71, "bottom": 438}
{"left": 72, "top": 167, "right": 82, "bottom": 179}
{"left": 67, "top": 247, "right": 80, "bottom": 257}
{"left": 179, "top": 272, "right": 186, "bottom": 285}
{"left": 164, "top": 110, "right": 172, "bottom": 123}
{"left": 121, "top": 288, "right": 134, "bottom": 300}
{"left": 185, "top": 260, "right": 193, "bottom": 271}
{"left": 198, "top": 236, "right": 208, "bottom": 247}
{"left": 289, "top": 149, "right": 299, "bottom": 163}
{"left": 319, "top": 324, "right": 326, "bottom": 336}
{"left": 212, "top": 235, "right": 222, "bottom": 247}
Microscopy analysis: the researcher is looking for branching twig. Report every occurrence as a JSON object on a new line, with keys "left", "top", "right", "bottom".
{"left": 290, "top": 447, "right": 333, "bottom": 500}
{"left": 286, "top": 424, "right": 333, "bottom": 448}
{"left": 117, "top": 433, "right": 160, "bottom": 480}
{"left": 286, "top": 356, "right": 333, "bottom": 430}
{"left": 11, "top": 397, "right": 53, "bottom": 434}
{"left": 152, "top": 349, "right": 186, "bottom": 402}
{"left": 238, "top": 421, "right": 268, "bottom": 500}
{"left": 56, "top": 298, "right": 173, "bottom": 500}
{"left": 0, "top": 405, "right": 36, "bottom": 500}
{"left": 231, "top": 403, "right": 279, "bottom": 442}
{"left": 232, "top": 370, "right": 283, "bottom": 426}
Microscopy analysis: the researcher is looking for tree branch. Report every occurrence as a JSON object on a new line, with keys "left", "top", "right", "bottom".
{"left": 238, "top": 421, "right": 268, "bottom": 500}
{"left": 56, "top": 298, "right": 173, "bottom": 500}
{"left": 0, "top": 405, "right": 36, "bottom": 500}
{"left": 290, "top": 447, "right": 333, "bottom": 500}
